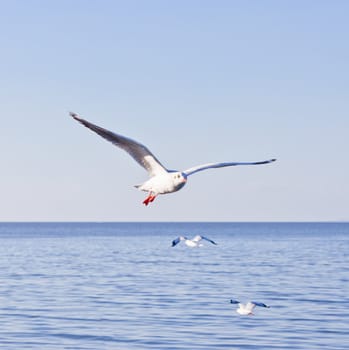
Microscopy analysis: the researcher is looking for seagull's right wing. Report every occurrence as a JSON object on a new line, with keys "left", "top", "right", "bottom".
{"left": 171, "top": 237, "right": 181, "bottom": 247}
{"left": 183, "top": 159, "right": 276, "bottom": 176}
{"left": 70, "top": 113, "right": 167, "bottom": 177}
{"left": 252, "top": 301, "right": 270, "bottom": 308}
{"left": 172, "top": 237, "right": 187, "bottom": 247}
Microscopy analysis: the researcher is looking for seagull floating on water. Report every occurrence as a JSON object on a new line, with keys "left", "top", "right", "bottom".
{"left": 230, "top": 299, "right": 270, "bottom": 315}
{"left": 172, "top": 235, "right": 217, "bottom": 248}
{"left": 70, "top": 112, "right": 276, "bottom": 205}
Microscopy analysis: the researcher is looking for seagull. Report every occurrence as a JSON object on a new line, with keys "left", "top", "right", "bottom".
{"left": 172, "top": 235, "right": 217, "bottom": 247}
{"left": 70, "top": 112, "right": 276, "bottom": 205}
{"left": 230, "top": 299, "right": 270, "bottom": 315}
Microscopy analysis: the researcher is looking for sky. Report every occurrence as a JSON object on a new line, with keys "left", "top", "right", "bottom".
{"left": 1, "top": 0, "right": 348, "bottom": 222}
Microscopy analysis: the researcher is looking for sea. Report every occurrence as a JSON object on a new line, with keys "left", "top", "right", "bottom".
{"left": 0, "top": 222, "right": 348, "bottom": 350}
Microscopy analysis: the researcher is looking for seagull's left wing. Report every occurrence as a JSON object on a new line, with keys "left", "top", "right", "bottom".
{"left": 201, "top": 236, "right": 217, "bottom": 245}
{"left": 183, "top": 159, "right": 276, "bottom": 176}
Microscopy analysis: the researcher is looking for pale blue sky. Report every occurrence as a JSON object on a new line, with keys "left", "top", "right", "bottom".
{"left": 1, "top": 1, "right": 348, "bottom": 221}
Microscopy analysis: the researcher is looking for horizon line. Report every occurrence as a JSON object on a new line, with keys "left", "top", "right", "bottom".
{"left": 0, "top": 220, "right": 348, "bottom": 224}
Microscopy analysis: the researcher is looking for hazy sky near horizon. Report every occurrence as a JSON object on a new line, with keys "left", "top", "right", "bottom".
{"left": 1, "top": 1, "right": 348, "bottom": 221}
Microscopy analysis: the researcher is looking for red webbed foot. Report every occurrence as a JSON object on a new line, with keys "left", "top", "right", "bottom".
{"left": 149, "top": 195, "right": 156, "bottom": 203}
{"left": 142, "top": 194, "right": 157, "bottom": 206}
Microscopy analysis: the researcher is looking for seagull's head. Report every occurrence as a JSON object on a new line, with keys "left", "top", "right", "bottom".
{"left": 171, "top": 172, "right": 187, "bottom": 190}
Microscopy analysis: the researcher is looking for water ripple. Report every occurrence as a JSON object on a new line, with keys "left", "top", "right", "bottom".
{"left": 0, "top": 222, "right": 349, "bottom": 349}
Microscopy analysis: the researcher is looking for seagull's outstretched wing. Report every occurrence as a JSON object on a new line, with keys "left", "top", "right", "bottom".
{"left": 171, "top": 236, "right": 187, "bottom": 247}
{"left": 70, "top": 112, "right": 167, "bottom": 177}
{"left": 183, "top": 159, "right": 276, "bottom": 176}
{"left": 172, "top": 237, "right": 181, "bottom": 247}
{"left": 201, "top": 236, "right": 217, "bottom": 245}
{"left": 191, "top": 235, "right": 217, "bottom": 245}
{"left": 251, "top": 301, "right": 270, "bottom": 308}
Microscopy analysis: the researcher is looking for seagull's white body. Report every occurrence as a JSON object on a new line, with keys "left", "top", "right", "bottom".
{"left": 230, "top": 300, "right": 270, "bottom": 315}
{"left": 172, "top": 235, "right": 217, "bottom": 248}
{"left": 70, "top": 112, "right": 276, "bottom": 205}
{"left": 135, "top": 171, "right": 187, "bottom": 196}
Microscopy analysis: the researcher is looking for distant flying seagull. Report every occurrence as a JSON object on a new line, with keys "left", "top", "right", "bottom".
{"left": 172, "top": 235, "right": 217, "bottom": 248}
{"left": 230, "top": 299, "right": 270, "bottom": 315}
{"left": 70, "top": 112, "right": 276, "bottom": 205}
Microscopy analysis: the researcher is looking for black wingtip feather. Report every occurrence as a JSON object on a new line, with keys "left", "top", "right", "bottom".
{"left": 69, "top": 112, "right": 85, "bottom": 123}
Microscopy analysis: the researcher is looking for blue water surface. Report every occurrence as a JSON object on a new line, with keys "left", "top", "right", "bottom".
{"left": 0, "top": 222, "right": 348, "bottom": 349}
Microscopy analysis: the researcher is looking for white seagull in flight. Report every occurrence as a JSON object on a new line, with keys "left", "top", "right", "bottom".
{"left": 172, "top": 235, "right": 217, "bottom": 248}
{"left": 70, "top": 112, "right": 276, "bottom": 205}
{"left": 230, "top": 299, "right": 270, "bottom": 315}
